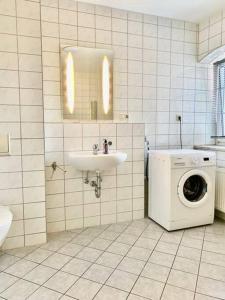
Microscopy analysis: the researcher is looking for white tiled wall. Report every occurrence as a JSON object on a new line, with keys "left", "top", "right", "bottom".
{"left": 41, "top": 0, "right": 211, "bottom": 149}
{"left": 45, "top": 123, "right": 145, "bottom": 232}
{"left": 0, "top": 0, "right": 214, "bottom": 248}
{"left": 198, "top": 10, "right": 225, "bottom": 62}
{"left": 40, "top": 1, "right": 212, "bottom": 232}
{"left": 0, "top": 0, "right": 46, "bottom": 249}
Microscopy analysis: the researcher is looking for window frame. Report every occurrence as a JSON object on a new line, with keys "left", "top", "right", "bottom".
{"left": 213, "top": 58, "right": 225, "bottom": 145}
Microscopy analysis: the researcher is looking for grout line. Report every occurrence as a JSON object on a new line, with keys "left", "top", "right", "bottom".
{"left": 193, "top": 225, "right": 206, "bottom": 299}
{"left": 126, "top": 225, "right": 164, "bottom": 299}
{"left": 14, "top": 0, "right": 25, "bottom": 249}
{"left": 159, "top": 228, "right": 185, "bottom": 299}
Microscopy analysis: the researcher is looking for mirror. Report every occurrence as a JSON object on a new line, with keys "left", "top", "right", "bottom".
{"left": 61, "top": 46, "right": 113, "bottom": 121}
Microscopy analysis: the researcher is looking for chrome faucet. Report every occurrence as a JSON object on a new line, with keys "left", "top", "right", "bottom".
{"left": 92, "top": 144, "right": 99, "bottom": 155}
{"left": 103, "top": 139, "right": 112, "bottom": 154}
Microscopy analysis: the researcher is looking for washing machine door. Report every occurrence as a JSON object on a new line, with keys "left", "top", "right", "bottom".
{"left": 178, "top": 169, "right": 210, "bottom": 208}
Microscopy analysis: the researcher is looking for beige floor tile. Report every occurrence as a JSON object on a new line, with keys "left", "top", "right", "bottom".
{"left": 71, "top": 234, "right": 94, "bottom": 246}
{"left": 168, "top": 269, "right": 197, "bottom": 291}
{"left": 149, "top": 251, "right": 175, "bottom": 268}
{"left": 42, "top": 252, "right": 71, "bottom": 269}
{"left": 126, "top": 246, "right": 152, "bottom": 261}
{"left": 24, "top": 265, "right": 57, "bottom": 285}
{"left": 141, "top": 262, "right": 170, "bottom": 282}
{"left": 155, "top": 241, "right": 178, "bottom": 255}
{"left": 5, "top": 259, "right": 37, "bottom": 277}
{"left": 160, "top": 231, "right": 183, "bottom": 244}
{"left": 197, "top": 276, "right": 225, "bottom": 299}
{"left": 183, "top": 229, "right": 204, "bottom": 240}
{"left": 44, "top": 270, "right": 78, "bottom": 293}
{"left": 107, "top": 223, "right": 129, "bottom": 233}
{"left": 205, "top": 221, "right": 225, "bottom": 235}
{"left": 177, "top": 245, "right": 201, "bottom": 261}
{"left": 94, "top": 285, "right": 128, "bottom": 300}
{"left": 0, "top": 254, "right": 20, "bottom": 271}
{"left": 48, "top": 231, "right": 75, "bottom": 242}
{"left": 107, "top": 241, "right": 131, "bottom": 255}
{"left": 117, "top": 256, "right": 145, "bottom": 275}
{"left": 116, "top": 233, "right": 138, "bottom": 245}
{"left": 132, "top": 276, "right": 164, "bottom": 299}
{"left": 62, "top": 257, "right": 92, "bottom": 276}
{"left": 135, "top": 237, "right": 157, "bottom": 250}
{"left": 96, "top": 251, "right": 123, "bottom": 268}
{"left": 147, "top": 222, "right": 164, "bottom": 233}
{"left": 1, "top": 279, "right": 39, "bottom": 300}
{"left": 83, "top": 263, "right": 113, "bottom": 284}
{"left": 82, "top": 228, "right": 104, "bottom": 238}
{"left": 41, "top": 239, "right": 67, "bottom": 251}
{"left": 161, "top": 284, "right": 194, "bottom": 300}
{"left": 181, "top": 236, "right": 203, "bottom": 250}
{"left": 173, "top": 256, "right": 199, "bottom": 274}
{"left": 201, "top": 251, "right": 225, "bottom": 268}
{"left": 60, "top": 296, "right": 75, "bottom": 300}
{"left": 99, "top": 231, "right": 120, "bottom": 241}
{"left": 57, "top": 242, "right": 83, "bottom": 257}
{"left": 76, "top": 247, "right": 102, "bottom": 262}
{"left": 203, "top": 240, "right": 225, "bottom": 255}
{"left": 123, "top": 226, "right": 145, "bottom": 237}
{"left": 141, "top": 229, "right": 162, "bottom": 240}
{"left": 66, "top": 278, "right": 101, "bottom": 300}
{"left": 3, "top": 219, "right": 225, "bottom": 300}
{"left": 127, "top": 294, "right": 149, "bottom": 300}
{"left": 6, "top": 246, "right": 37, "bottom": 258}
{"left": 88, "top": 238, "right": 112, "bottom": 250}
{"left": 106, "top": 269, "right": 138, "bottom": 292}
{"left": 199, "top": 262, "right": 225, "bottom": 282}
{"left": 195, "top": 293, "right": 220, "bottom": 300}
{"left": 27, "top": 286, "right": 62, "bottom": 300}
{"left": 25, "top": 248, "right": 53, "bottom": 263}
{"left": 204, "top": 232, "right": 225, "bottom": 244}
{"left": 0, "top": 272, "right": 18, "bottom": 293}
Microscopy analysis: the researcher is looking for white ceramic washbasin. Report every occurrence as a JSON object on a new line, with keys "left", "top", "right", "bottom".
{"left": 67, "top": 152, "right": 127, "bottom": 171}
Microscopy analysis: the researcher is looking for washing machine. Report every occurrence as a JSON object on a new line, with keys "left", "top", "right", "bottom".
{"left": 148, "top": 149, "right": 216, "bottom": 231}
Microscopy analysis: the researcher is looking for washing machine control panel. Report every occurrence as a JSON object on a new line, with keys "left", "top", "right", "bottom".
{"left": 171, "top": 153, "right": 216, "bottom": 168}
{"left": 191, "top": 156, "right": 200, "bottom": 166}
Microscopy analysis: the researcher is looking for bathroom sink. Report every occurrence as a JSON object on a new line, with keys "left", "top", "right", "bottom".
{"left": 67, "top": 152, "right": 127, "bottom": 171}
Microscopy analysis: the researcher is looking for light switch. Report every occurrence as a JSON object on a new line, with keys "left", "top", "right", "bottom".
{"left": 0, "top": 134, "right": 10, "bottom": 155}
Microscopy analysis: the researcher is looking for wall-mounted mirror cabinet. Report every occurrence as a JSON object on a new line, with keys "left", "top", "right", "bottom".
{"left": 61, "top": 46, "right": 113, "bottom": 121}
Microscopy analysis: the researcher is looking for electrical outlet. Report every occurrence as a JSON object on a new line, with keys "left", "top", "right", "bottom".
{"left": 176, "top": 115, "right": 181, "bottom": 122}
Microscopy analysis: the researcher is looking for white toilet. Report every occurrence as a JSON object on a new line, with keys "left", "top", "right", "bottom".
{"left": 0, "top": 206, "right": 13, "bottom": 247}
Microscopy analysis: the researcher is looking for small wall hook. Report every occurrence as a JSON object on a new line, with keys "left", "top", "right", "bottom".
{"left": 50, "top": 162, "right": 67, "bottom": 179}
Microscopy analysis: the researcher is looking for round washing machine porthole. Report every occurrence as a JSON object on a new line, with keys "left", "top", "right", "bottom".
{"left": 177, "top": 169, "right": 211, "bottom": 208}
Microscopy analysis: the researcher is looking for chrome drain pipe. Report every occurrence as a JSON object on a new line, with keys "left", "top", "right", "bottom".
{"left": 90, "top": 171, "right": 102, "bottom": 198}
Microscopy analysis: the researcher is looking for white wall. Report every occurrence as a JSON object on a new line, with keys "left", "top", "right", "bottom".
{"left": 198, "top": 10, "right": 225, "bottom": 62}
{"left": 0, "top": 0, "right": 212, "bottom": 249}
{"left": 45, "top": 123, "right": 145, "bottom": 232}
{"left": 0, "top": 0, "right": 46, "bottom": 249}
{"left": 41, "top": 1, "right": 211, "bottom": 149}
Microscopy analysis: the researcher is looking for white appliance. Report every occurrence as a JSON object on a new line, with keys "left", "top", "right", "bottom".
{"left": 148, "top": 149, "right": 216, "bottom": 231}
{"left": 0, "top": 206, "right": 13, "bottom": 247}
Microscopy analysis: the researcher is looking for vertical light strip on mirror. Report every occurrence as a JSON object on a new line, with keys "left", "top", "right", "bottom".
{"left": 102, "top": 55, "right": 110, "bottom": 114}
{"left": 66, "top": 52, "right": 75, "bottom": 114}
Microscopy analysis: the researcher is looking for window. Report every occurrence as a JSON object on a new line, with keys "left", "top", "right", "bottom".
{"left": 215, "top": 59, "right": 225, "bottom": 137}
